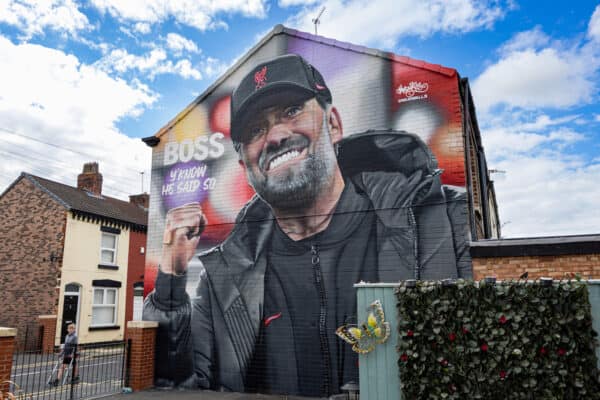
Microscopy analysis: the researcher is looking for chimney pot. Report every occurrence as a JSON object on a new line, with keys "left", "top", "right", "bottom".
{"left": 77, "top": 162, "right": 103, "bottom": 195}
{"left": 129, "top": 193, "right": 150, "bottom": 210}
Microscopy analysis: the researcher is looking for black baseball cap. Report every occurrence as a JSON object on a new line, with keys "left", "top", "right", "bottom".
{"left": 230, "top": 54, "right": 332, "bottom": 144}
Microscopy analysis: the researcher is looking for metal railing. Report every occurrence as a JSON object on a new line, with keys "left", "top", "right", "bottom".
{"left": 10, "top": 339, "right": 127, "bottom": 400}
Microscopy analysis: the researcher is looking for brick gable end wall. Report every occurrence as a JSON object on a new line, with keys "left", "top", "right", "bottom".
{"left": 0, "top": 178, "right": 66, "bottom": 347}
{"left": 473, "top": 254, "right": 600, "bottom": 281}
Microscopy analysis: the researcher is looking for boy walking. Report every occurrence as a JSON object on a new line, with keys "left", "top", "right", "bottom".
{"left": 51, "top": 323, "right": 80, "bottom": 385}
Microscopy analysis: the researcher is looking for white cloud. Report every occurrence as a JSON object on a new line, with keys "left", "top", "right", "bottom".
{"left": 498, "top": 25, "right": 550, "bottom": 54}
{"left": 518, "top": 114, "right": 579, "bottom": 131}
{"left": 90, "top": 0, "right": 267, "bottom": 31}
{"left": 486, "top": 144, "right": 600, "bottom": 238}
{"left": 134, "top": 22, "right": 151, "bottom": 34}
{"left": 119, "top": 26, "right": 138, "bottom": 40}
{"left": 0, "top": 35, "right": 156, "bottom": 198}
{"left": 473, "top": 21, "right": 600, "bottom": 114}
{"left": 473, "top": 13, "right": 600, "bottom": 238}
{"left": 472, "top": 47, "right": 595, "bottom": 112}
{"left": 200, "top": 56, "right": 228, "bottom": 78}
{"left": 484, "top": 126, "right": 584, "bottom": 158}
{"left": 479, "top": 111, "right": 600, "bottom": 237}
{"left": 95, "top": 48, "right": 202, "bottom": 80}
{"left": 285, "top": 0, "right": 508, "bottom": 48}
{"left": 172, "top": 59, "right": 202, "bottom": 79}
{"left": 279, "top": 0, "right": 319, "bottom": 6}
{"left": 166, "top": 33, "right": 200, "bottom": 55}
{"left": 0, "top": 0, "right": 90, "bottom": 38}
{"left": 589, "top": 5, "right": 600, "bottom": 41}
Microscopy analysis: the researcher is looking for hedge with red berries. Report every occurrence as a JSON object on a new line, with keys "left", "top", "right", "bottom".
{"left": 396, "top": 279, "right": 600, "bottom": 399}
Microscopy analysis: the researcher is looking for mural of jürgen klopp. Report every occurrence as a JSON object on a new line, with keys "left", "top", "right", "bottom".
{"left": 143, "top": 54, "right": 471, "bottom": 397}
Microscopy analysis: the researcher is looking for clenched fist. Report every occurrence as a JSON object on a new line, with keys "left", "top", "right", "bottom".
{"left": 160, "top": 202, "right": 206, "bottom": 275}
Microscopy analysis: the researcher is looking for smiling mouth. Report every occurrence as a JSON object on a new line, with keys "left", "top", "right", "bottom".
{"left": 267, "top": 148, "right": 305, "bottom": 171}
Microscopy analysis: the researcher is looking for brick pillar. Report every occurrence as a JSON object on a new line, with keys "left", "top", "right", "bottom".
{"left": 0, "top": 327, "right": 17, "bottom": 394}
{"left": 126, "top": 321, "right": 158, "bottom": 391}
{"left": 38, "top": 315, "right": 57, "bottom": 354}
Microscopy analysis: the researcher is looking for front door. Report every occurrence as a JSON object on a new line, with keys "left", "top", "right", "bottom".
{"left": 61, "top": 284, "right": 80, "bottom": 343}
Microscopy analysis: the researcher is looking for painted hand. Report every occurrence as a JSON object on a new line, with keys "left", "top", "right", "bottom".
{"left": 160, "top": 202, "right": 206, "bottom": 275}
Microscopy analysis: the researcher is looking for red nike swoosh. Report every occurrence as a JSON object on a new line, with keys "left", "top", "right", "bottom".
{"left": 264, "top": 312, "right": 282, "bottom": 327}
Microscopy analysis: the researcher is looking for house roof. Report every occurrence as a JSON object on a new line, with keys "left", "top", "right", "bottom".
{"left": 21, "top": 173, "right": 147, "bottom": 228}
{"left": 145, "top": 24, "right": 458, "bottom": 142}
{"left": 470, "top": 234, "right": 600, "bottom": 258}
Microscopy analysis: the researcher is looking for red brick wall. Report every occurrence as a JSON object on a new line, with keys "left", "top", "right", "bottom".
{"left": 473, "top": 254, "right": 600, "bottom": 280}
{"left": 126, "top": 322, "right": 157, "bottom": 391}
{"left": 126, "top": 230, "right": 147, "bottom": 324}
{"left": 0, "top": 330, "right": 16, "bottom": 394}
{"left": 0, "top": 177, "right": 65, "bottom": 348}
{"left": 38, "top": 315, "right": 57, "bottom": 353}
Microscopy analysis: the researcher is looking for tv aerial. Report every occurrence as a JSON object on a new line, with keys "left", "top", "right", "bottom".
{"left": 312, "top": 6, "right": 326, "bottom": 35}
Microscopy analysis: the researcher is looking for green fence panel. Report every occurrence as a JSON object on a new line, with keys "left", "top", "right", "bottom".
{"left": 356, "top": 284, "right": 401, "bottom": 400}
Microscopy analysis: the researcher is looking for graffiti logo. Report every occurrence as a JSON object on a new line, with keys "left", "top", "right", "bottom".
{"left": 254, "top": 66, "right": 267, "bottom": 90}
{"left": 396, "top": 81, "right": 429, "bottom": 98}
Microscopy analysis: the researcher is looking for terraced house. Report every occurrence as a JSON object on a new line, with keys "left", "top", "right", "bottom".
{"left": 0, "top": 162, "right": 147, "bottom": 349}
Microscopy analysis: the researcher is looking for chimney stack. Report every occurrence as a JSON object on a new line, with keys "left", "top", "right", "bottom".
{"left": 77, "top": 162, "right": 103, "bottom": 195}
{"left": 129, "top": 193, "right": 150, "bottom": 210}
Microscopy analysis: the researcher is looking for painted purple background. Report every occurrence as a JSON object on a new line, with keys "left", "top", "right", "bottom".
{"left": 162, "top": 160, "right": 210, "bottom": 210}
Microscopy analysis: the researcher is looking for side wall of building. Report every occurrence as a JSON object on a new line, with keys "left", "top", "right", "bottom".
{"left": 126, "top": 230, "right": 146, "bottom": 323}
{"left": 143, "top": 30, "right": 473, "bottom": 397}
{"left": 0, "top": 178, "right": 65, "bottom": 346}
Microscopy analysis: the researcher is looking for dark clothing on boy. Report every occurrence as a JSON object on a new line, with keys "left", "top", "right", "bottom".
{"left": 63, "top": 332, "right": 78, "bottom": 364}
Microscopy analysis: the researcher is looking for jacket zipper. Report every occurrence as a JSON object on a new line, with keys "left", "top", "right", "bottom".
{"left": 408, "top": 207, "right": 420, "bottom": 280}
{"left": 407, "top": 170, "right": 441, "bottom": 280}
{"left": 311, "top": 243, "right": 331, "bottom": 395}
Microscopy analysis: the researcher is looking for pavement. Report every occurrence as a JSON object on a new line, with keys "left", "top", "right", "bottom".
{"left": 102, "top": 389, "right": 330, "bottom": 400}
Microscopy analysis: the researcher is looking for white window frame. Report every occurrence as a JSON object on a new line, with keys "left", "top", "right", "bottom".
{"left": 100, "top": 232, "right": 118, "bottom": 265}
{"left": 91, "top": 287, "right": 118, "bottom": 327}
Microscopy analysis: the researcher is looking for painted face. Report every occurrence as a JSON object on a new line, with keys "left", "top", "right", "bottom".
{"left": 240, "top": 98, "right": 340, "bottom": 210}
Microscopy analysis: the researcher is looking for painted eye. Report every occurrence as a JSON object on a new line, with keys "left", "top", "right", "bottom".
{"left": 245, "top": 125, "right": 266, "bottom": 142}
{"left": 284, "top": 104, "right": 303, "bottom": 118}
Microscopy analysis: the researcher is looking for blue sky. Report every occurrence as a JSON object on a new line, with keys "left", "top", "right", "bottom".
{"left": 0, "top": 0, "right": 599, "bottom": 238}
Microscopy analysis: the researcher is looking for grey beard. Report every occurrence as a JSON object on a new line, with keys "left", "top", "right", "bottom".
{"left": 246, "top": 117, "right": 337, "bottom": 211}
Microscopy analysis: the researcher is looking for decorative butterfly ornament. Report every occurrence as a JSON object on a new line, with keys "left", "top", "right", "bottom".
{"left": 336, "top": 300, "right": 390, "bottom": 354}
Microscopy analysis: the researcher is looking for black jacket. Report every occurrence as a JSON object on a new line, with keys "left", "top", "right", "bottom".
{"left": 143, "top": 130, "right": 472, "bottom": 391}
